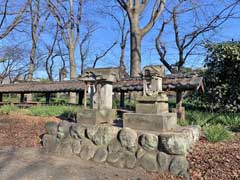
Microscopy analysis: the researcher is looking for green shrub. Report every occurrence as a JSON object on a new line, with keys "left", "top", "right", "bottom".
{"left": 125, "top": 99, "right": 136, "bottom": 110}
{"left": 0, "top": 105, "right": 20, "bottom": 115}
{"left": 203, "top": 124, "right": 232, "bottom": 143}
{"left": 185, "top": 111, "right": 218, "bottom": 126}
{"left": 212, "top": 114, "right": 240, "bottom": 131}
{"left": 203, "top": 41, "right": 240, "bottom": 113}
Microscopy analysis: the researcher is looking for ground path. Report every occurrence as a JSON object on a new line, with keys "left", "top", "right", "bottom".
{"left": 0, "top": 147, "right": 155, "bottom": 180}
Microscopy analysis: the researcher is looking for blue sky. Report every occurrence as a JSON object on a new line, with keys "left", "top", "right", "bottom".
{"left": 1, "top": 0, "right": 240, "bottom": 79}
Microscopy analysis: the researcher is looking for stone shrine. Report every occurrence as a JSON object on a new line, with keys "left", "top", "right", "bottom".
{"left": 76, "top": 69, "right": 117, "bottom": 125}
{"left": 123, "top": 76, "right": 177, "bottom": 132}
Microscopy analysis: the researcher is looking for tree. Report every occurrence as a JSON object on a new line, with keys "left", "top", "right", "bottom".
{"left": 100, "top": 5, "right": 129, "bottom": 78}
{"left": 0, "top": 0, "right": 30, "bottom": 39}
{"left": 204, "top": 41, "right": 240, "bottom": 112}
{"left": 155, "top": 0, "right": 239, "bottom": 73}
{"left": 155, "top": 0, "right": 239, "bottom": 119}
{"left": 47, "top": 0, "right": 83, "bottom": 103}
{"left": 28, "top": 0, "right": 50, "bottom": 81}
{"left": 0, "top": 45, "right": 29, "bottom": 84}
{"left": 117, "top": 0, "right": 166, "bottom": 77}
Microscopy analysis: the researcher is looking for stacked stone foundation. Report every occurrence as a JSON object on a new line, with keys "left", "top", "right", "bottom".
{"left": 42, "top": 121, "right": 201, "bottom": 179}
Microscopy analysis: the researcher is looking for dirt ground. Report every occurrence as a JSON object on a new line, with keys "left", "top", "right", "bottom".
{"left": 0, "top": 113, "right": 239, "bottom": 180}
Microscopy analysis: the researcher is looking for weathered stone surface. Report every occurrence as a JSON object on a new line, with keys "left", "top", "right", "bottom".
{"left": 107, "top": 151, "right": 123, "bottom": 164}
{"left": 140, "top": 153, "right": 158, "bottom": 172}
{"left": 70, "top": 123, "right": 86, "bottom": 140}
{"left": 169, "top": 156, "right": 189, "bottom": 176}
{"left": 86, "top": 125, "right": 99, "bottom": 140}
{"left": 57, "top": 121, "right": 72, "bottom": 139}
{"left": 72, "top": 139, "right": 81, "bottom": 154}
{"left": 92, "top": 126, "right": 119, "bottom": 145}
{"left": 123, "top": 113, "right": 177, "bottom": 132}
{"left": 77, "top": 109, "right": 116, "bottom": 125}
{"left": 160, "top": 133, "right": 190, "bottom": 155}
{"left": 42, "top": 134, "right": 59, "bottom": 152}
{"left": 45, "top": 122, "right": 58, "bottom": 135}
{"left": 111, "top": 155, "right": 126, "bottom": 168}
{"left": 136, "top": 148, "right": 145, "bottom": 159}
{"left": 119, "top": 128, "right": 138, "bottom": 152}
{"left": 136, "top": 103, "right": 168, "bottom": 114}
{"left": 157, "top": 152, "right": 171, "bottom": 172}
{"left": 140, "top": 133, "right": 158, "bottom": 151}
{"left": 93, "top": 147, "right": 108, "bottom": 163}
{"left": 107, "top": 138, "right": 123, "bottom": 153}
{"left": 56, "top": 137, "right": 74, "bottom": 156}
{"left": 79, "top": 140, "right": 97, "bottom": 160}
{"left": 124, "top": 151, "right": 137, "bottom": 169}
{"left": 188, "top": 125, "right": 201, "bottom": 142}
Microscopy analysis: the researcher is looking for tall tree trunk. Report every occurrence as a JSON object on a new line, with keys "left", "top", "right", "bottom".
{"left": 27, "top": 43, "right": 36, "bottom": 102}
{"left": 29, "top": 46, "right": 35, "bottom": 81}
{"left": 130, "top": 20, "right": 142, "bottom": 77}
{"left": 69, "top": 45, "right": 77, "bottom": 104}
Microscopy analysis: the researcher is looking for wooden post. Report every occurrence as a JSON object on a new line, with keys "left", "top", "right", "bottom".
{"left": 176, "top": 90, "right": 185, "bottom": 120}
{"left": 46, "top": 92, "right": 51, "bottom": 104}
{"left": 120, "top": 91, "right": 125, "bottom": 108}
{"left": 78, "top": 91, "right": 84, "bottom": 105}
{"left": 20, "top": 93, "right": 24, "bottom": 103}
{"left": 0, "top": 93, "right": 3, "bottom": 102}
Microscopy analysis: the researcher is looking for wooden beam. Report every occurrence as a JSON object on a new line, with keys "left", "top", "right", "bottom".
{"left": 78, "top": 90, "right": 84, "bottom": 105}
{"left": 46, "top": 92, "right": 51, "bottom": 104}
{"left": 120, "top": 91, "right": 125, "bottom": 108}
{"left": 20, "top": 93, "right": 24, "bottom": 103}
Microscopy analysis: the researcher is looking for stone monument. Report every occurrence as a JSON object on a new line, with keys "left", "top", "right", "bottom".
{"left": 77, "top": 69, "right": 117, "bottom": 125}
{"left": 123, "top": 76, "right": 177, "bottom": 132}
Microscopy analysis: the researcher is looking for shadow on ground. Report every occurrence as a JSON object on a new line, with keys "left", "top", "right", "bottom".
{"left": 0, "top": 147, "right": 151, "bottom": 180}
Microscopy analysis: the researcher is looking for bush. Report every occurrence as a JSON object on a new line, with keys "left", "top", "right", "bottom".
{"left": 213, "top": 114, "right": 240, "bottom": 131}
{"left": 203, "top": 41, "right": 240, "bottom": 113}
{"left": 203, "top": 124, "right": 232, "bottom": 143}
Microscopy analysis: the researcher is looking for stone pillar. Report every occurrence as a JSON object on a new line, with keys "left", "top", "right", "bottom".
{"left": 90, "top": 85, "right": 95, "bottom": 109}
{"left": 78, "top": 91, "right": 84, "bottom": 105}
{"left": 84, "top": 84, "right": 87, "bottom": 108}
{"left": 26, "top": 93, "right": 32, "bottom": 102}
{"left": 0, "top": 93, "right": 3, "bottom": 102}
{"left": 176, "top": 90, "right": 185, "bottom": 120}
{"left": 20, "top": 93, "right": 25, "bottom": 103}
{"left": 120, "top": 91, "right": 125, "bottom": 108}
{"left": 69, "top": 92, "right": 77, "bottom": 104}
{"left": 46, "top": 92, "right": 51, "bottom": 104}
{"left": 151, "top": 76, "right": 162, "bottom": 92}
{"left": 92, "top": 83, "right": 112, "bottom": 109}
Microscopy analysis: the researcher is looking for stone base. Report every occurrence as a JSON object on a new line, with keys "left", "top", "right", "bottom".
{"left": 43, "top": 121, "right": 201, "bottom": 178}
{"left": 136, "top": 103, "right": 169, "bottom": 114}
{"left": 77, "top": 109, "right": 116, "bottom": 125}
{"left": 123, "top": 113, "right": 177, "bottom": 132}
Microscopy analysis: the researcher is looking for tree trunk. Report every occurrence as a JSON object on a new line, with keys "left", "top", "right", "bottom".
{"left": 129, "top": 20, "right": 142, "bottom": 77}
{"left": 68, "top": 45, "right": 77, "bottom": 104}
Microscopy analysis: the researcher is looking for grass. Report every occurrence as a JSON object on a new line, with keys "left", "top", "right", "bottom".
{"left": 0, "top": 104, "right": 80, "bottom": 118}
{"left": 27, "top": 105, "right": 79, "bottom": 117}
{"left": 203, "top": 124, "right": 233, "bottom": 143}
{"left": 0, "top": 105, "right": 21, "bottom": 115}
